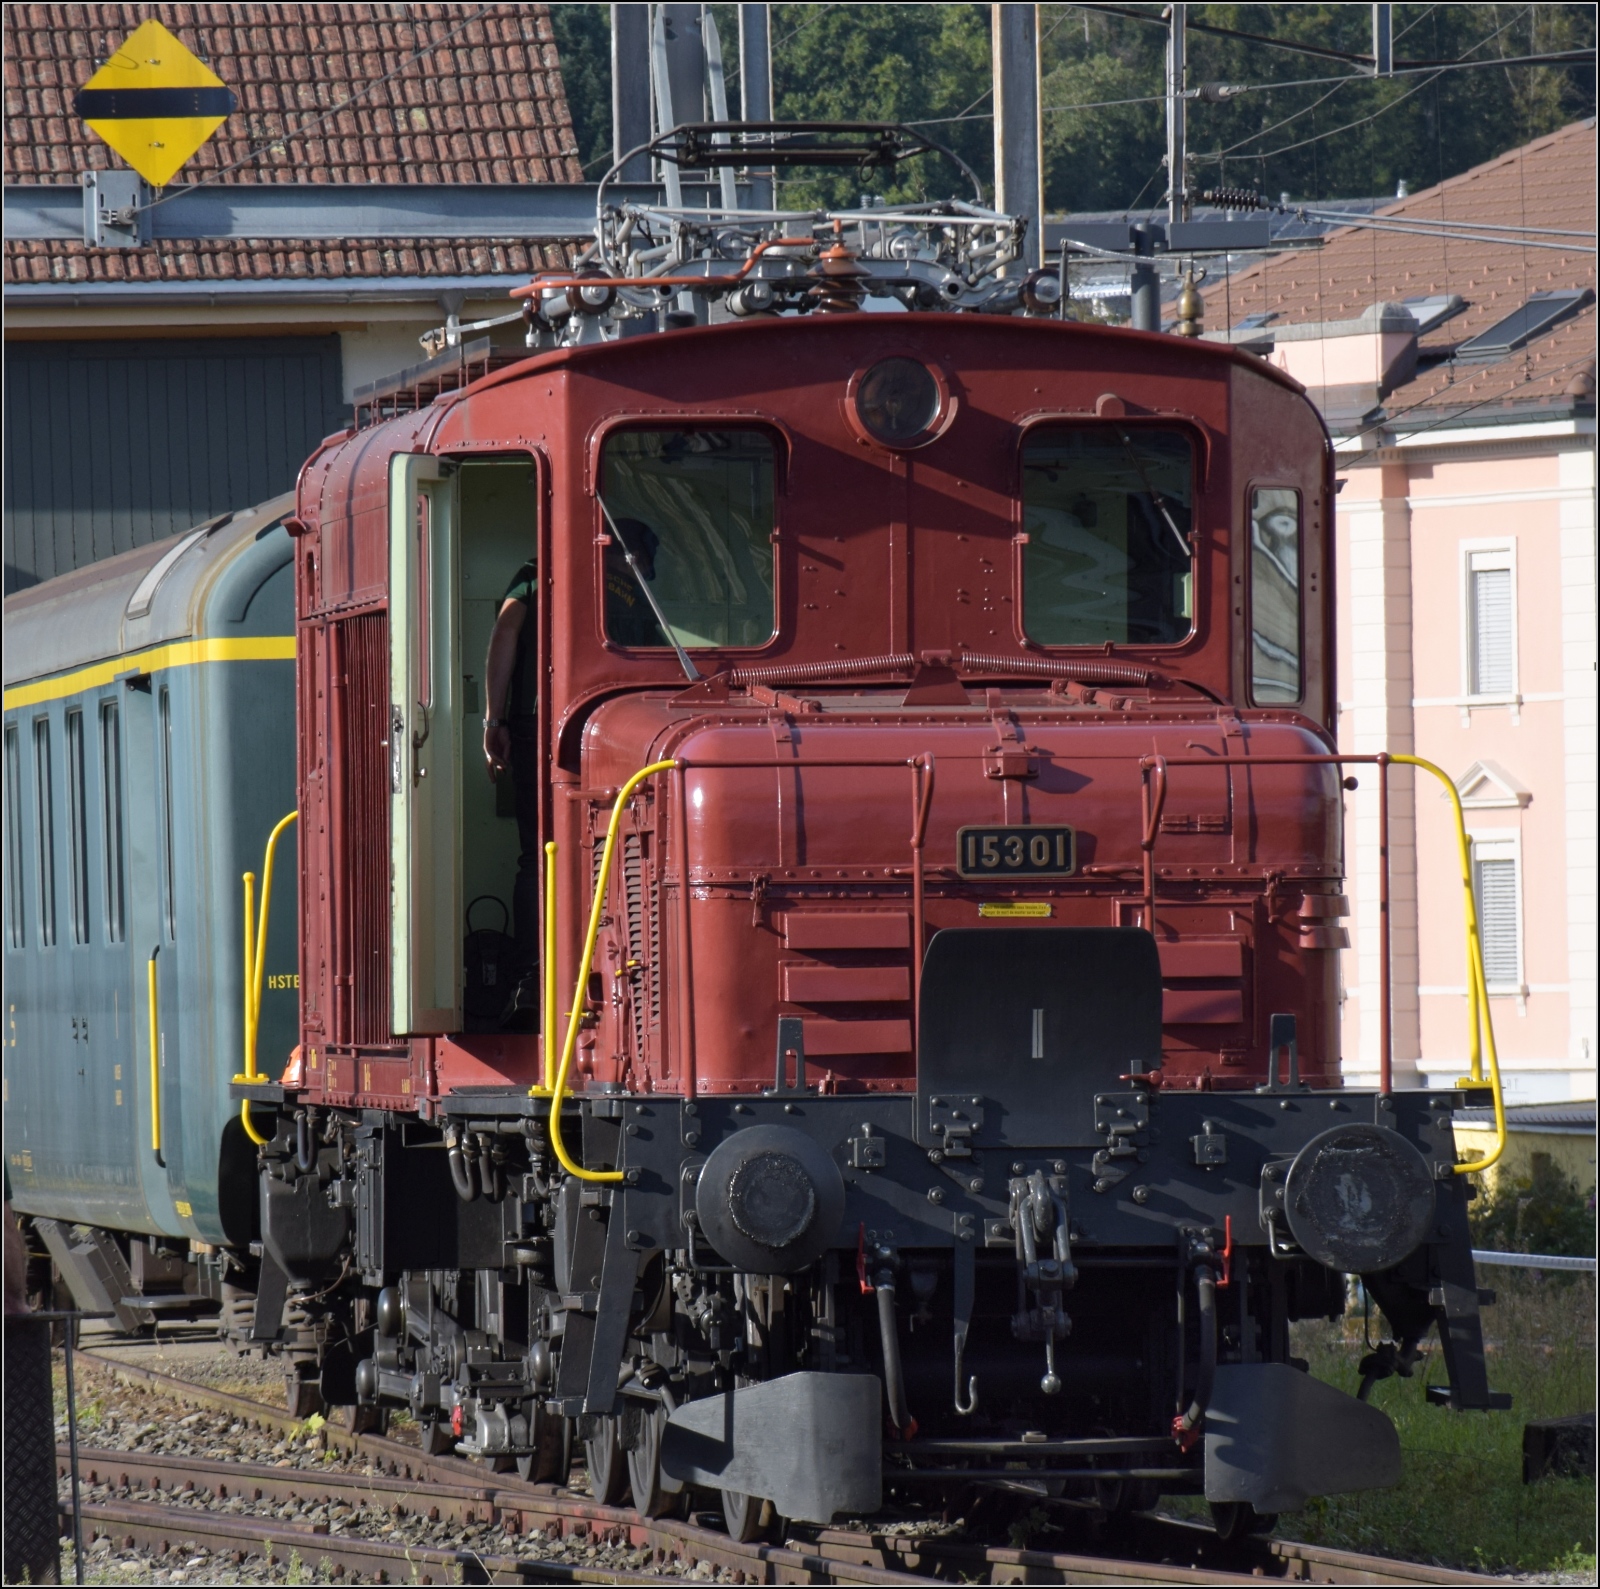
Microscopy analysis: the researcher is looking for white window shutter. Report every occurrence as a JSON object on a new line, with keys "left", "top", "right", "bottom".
{"left": 1469, "top": 557, "right": 1513, "bottom": 695}
{"left": 1474, "top": 854, "right": 1520, "bottom": 987}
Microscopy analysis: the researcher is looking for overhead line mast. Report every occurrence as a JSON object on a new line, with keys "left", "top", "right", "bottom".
{"left": 1167, "top": 2, "right": 1188, "bottom": 226}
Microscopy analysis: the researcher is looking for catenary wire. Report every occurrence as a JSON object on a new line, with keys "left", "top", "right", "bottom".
{"left": 1067, "top": 1, "right": 1589, "bottom": 72}
{"left": 1291, "top": 213, "right": 1594, "bottom": 252}
{"left": 1238, "top": 6, "right": 1536, "bottom": 162}
{"left": 914, "top": 51, "right": 1597, "bottom": 129}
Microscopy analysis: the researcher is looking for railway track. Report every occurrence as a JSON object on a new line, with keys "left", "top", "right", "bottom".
{"left": 64, "top": 1349, "right": 1499, "bottom": 1587}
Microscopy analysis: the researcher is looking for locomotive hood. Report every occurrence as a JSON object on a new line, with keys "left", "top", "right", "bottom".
{"left": 577, "top": 688, "right": 1345, "bottom": 1096}
{"left": 584, "top": 687, "right": 1341, "bottom": 888}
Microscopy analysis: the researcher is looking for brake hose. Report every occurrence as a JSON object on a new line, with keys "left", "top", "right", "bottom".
{"left": 1173, "top": 1262, "right": 1218, "bottom": 1447}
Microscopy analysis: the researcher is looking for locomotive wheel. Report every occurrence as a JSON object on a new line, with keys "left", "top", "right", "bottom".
{"left": 420, "top": 1415, "right": 455, "bottom": 1456}
{"left": 343, "top": 1404, "right": 389, "bottom": 1436}
{"left": 518, "top": 1409, "right": 573, "bottom": 1485}
{"left": 626, "top": 1403, "right": 676, "bottom": 1518}
{"left": 1209, "top": 1502, "right": 1277, "bottom": 1541}
{"left": 284, "top": 1371, "right": 323, "bottom": 1420}
{"left": 720, "top": 1489, "right": 771, "bottom": 1544}
{"left": 1094, "top": 1474, "right": 1159, "bottom": 1516}
{"left": 586, "top": 1415, "right": 629, "bottom": 1506}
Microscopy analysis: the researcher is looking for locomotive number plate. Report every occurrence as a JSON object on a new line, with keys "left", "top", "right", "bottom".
{"left": 957, "top": 825, "right": 1076, "bottom": 879}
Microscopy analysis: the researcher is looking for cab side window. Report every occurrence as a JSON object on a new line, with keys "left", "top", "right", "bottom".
{"left": 600, "top": 429, "right": 776, "bottom": 650}
{"left": 1021, "top": 428, "right": 1194, "bottom": 646}
{"left": 1249, "top": 488, "right": 1302, "bottom": 704}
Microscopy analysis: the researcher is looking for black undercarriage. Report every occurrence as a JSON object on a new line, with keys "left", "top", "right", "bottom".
{"left": 226, "top": 1065, "right": 1503, "bottom": 1525}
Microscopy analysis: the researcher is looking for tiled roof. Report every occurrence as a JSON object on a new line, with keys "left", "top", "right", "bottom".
{"left": 3, "top": 3, "right": 581, "bottom": 285}
{"left": 1456, "top": 1102, "right": 1597, "bottom": 1131}
{"left": 1203, "top": 120, "right": 1598, "bottom": 425}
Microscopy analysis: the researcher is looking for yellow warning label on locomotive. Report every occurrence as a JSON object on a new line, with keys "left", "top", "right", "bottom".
{"left": 978, "top": 902, "right": 1053, "bottom": 919}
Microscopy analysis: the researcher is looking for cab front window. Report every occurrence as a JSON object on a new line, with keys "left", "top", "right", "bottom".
{"left": 1021, "top": 427, "right": 1194, "bottom": 647}
{"left": 600, "top": 429, "right": 777, "bottom": 649}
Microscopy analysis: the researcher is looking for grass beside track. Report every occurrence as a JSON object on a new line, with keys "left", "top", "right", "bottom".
{"left": 1169, "top": 1274, "right": 1596, "bottom": 1575}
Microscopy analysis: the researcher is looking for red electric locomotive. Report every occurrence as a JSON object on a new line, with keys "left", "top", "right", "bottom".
{"left": 239, "top": 146, "right": 1505, "bottom": 1535}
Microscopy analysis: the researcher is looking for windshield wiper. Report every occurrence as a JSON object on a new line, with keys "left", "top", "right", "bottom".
{"left": 596, "top": 494, "right": 701, "bottom": 682}
{"left": 1114, "top": 427, "right": 1192, "bottom": 562}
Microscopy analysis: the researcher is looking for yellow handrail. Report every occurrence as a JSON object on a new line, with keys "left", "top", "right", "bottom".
{"left": 238, "top": 869, "right": 268, "bottom": 1146}
{"left": 539, "top": 839, "right": 558, "bottom": 1093}
{"left": 1390, "top": 755, "right": 1505, "bottom": 1174}
{"left": 540, "top": 761, "right": 678, "bottom": 1182}
{"left": 236, "top": 811, "right": 298, "bottom": 1149}
{"left": 250, "top": 810, "right": 300, "bottom": 1068}
{"left": 148, "top": 947, "right": 163, "bottom": 1162}
{"left": 243, "top": 871, "right": 257, "bottom": 1071}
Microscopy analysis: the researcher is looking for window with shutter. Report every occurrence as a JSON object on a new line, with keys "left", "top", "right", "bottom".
{"left": 1466, "top": 549, "right": 1514, "bottom": 696}
{"left": 1472, "top": 840, "right": 1521, "bottom": 990}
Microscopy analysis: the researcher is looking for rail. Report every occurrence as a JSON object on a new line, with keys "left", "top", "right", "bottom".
{"left": 1140, "top": 750, "right": 1503, "bottom": 1172}
{"left": 236, "top": 810, "right": 299, "bottom": 1149}
{"left": 68, "top": 1349, "right": 1501, "bottom": 1585}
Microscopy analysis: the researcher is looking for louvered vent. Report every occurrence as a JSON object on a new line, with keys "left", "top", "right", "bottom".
{"left": 622, "top": 833, "right": 648, "bottom": 1062}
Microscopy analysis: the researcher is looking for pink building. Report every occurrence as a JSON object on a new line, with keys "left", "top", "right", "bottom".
{"left": 1205, "top": 121, "right": 1597, "bottom": 1104}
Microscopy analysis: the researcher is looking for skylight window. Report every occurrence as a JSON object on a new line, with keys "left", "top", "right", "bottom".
{"left": 1401, "top": 294, "right": 1466, "bottom": 335}
{"left": 1456, "top": 288, "right": 1595, "bottom": 361}
{"left": 1234, "top": 312, "right": 1278, "bottom": 331}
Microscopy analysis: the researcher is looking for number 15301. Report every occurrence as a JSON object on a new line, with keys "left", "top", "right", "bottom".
{"left": 957, "top": 825, "right": 1076, "bottom": 878}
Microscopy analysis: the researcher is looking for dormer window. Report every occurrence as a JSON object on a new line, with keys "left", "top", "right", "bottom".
{"left": 1456, "top": 288, "right": 1595, "bottom": 361}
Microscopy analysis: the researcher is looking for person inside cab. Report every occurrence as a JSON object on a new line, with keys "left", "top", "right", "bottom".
{"left": 482, "top": 518, "right": 664, "bottom": 1028}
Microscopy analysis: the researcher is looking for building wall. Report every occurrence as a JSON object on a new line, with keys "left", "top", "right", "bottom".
{"left": 3, "top": 335, "right": 347, "bottom": 589}
{"left": 1452, "top": 1125, "right": 1598, "bottom": 1194}
{"left": 1336, "top": 424, "right": 1598, "bottom": 1104}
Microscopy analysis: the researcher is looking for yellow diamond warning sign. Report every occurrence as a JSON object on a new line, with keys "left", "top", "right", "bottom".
{"left": 74, "top": 20, "right": 235, "bottom": 188}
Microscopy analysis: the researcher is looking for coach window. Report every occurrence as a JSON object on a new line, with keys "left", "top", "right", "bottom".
{"left": 1022, "top": 428, "right": 1193, "bottom": 646}
{"left": 158, "top": 686, "right": 177, "bottom": 940}
{"left": 1249, "top": 488, "right": 1302, "bottom": 704}
{"left": 33, "top": 717, "right": 57, "bottom": 948}
{"left": 4, "top": 724, "right": 23, "bottom": 949}
{"left": 600, "top": 429, "right": 776, "bottom": 649}
{"left": 101, "top": 701, "right": 126, "bottom": 944}
{"left": 65, "top": 708, "right": 90, "bottom": 945}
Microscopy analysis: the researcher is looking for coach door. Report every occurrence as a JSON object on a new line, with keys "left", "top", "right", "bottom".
{"left": 389, "top": 453, "right": 461, "bottom": 1033}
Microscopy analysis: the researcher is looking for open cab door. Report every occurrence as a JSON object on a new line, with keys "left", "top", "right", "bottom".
{"left": 390, "top": 453, "right": 461, "bottom": 1034}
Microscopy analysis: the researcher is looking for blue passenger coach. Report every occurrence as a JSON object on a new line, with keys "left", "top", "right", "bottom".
{"left": 4, "top": 496, "right": 299, "bottom": 1269}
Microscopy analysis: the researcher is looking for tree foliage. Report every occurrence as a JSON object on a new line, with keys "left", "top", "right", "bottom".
{"left": 550, "top": 3, "right": 613, "bottom": 174}
{"left": 1040, "top": 2, "right": 1597, "bottom": 212}
{"left": 1469, "top": 1152, "right": 1597, "bottom": 1263}
{"left": 550, "top": 3, "right": 1596, "bottom": 211}
{"left": 765, "top": 4, "right": 992, "bottom": 209}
